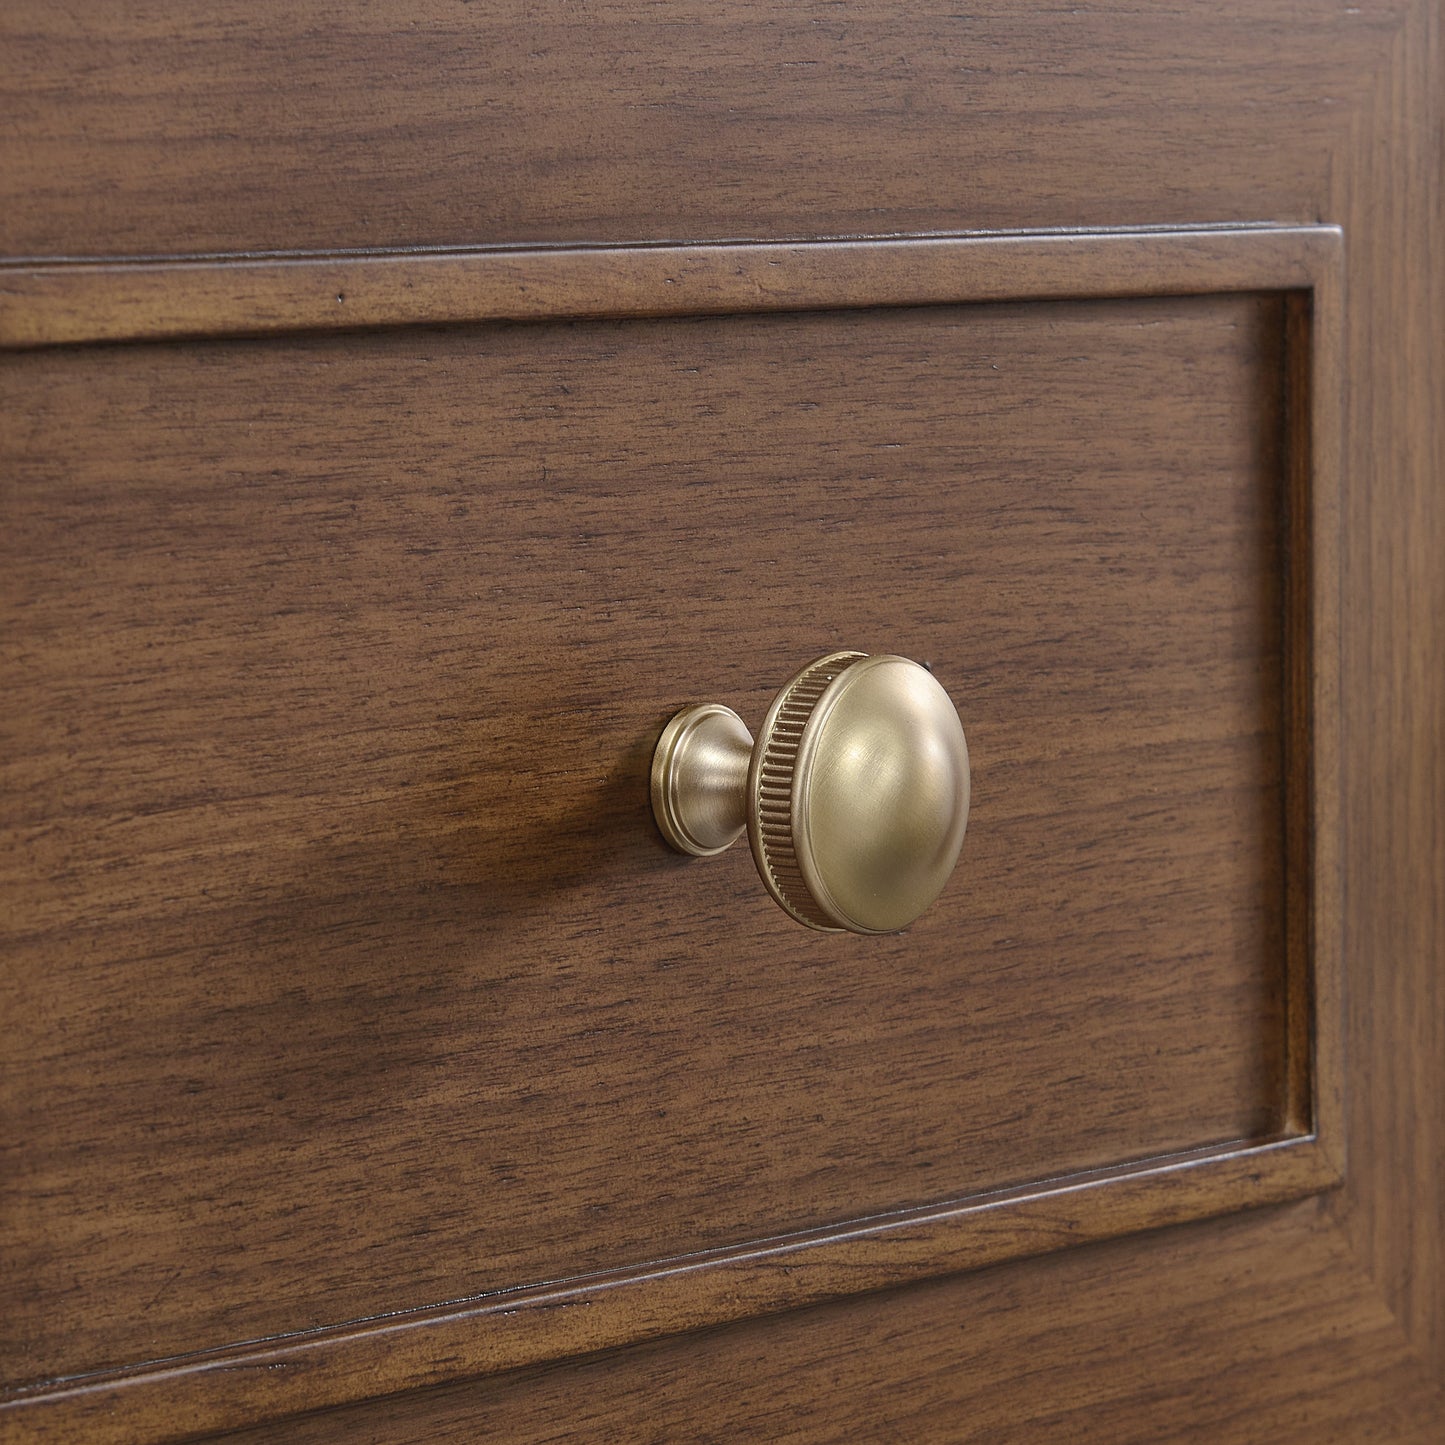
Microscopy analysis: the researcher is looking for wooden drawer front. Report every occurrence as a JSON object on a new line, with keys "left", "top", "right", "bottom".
{"left": 0, "top": 230, "right": 1340, "bottom": 1438}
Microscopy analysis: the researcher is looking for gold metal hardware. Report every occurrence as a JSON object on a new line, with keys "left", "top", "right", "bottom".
{"left": 651, "top": 652, "right": 970, "bottom": 934}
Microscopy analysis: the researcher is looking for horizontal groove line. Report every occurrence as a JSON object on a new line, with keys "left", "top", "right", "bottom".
{"left": 0, "top": 1135, "right": 1336, "bottom": 1445}
{"left": 0, "top": 224, "right": 1340, "bottom": 350}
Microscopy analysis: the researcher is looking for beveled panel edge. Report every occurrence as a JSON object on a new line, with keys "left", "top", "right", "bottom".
{"left": 1253, "top": 227, "right": 1344, "bottom": 1185}
{"left": 0, "top": 1136, "right": 1339, "bottom": 1445}
{"left": 1295, "top": 232, "right": 1345, "bottom": 1172}
{"left": 0, "top": 224, "right": 1340, "bottom": 351}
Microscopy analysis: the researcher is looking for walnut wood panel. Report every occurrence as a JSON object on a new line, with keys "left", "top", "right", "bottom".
{"left": 0, "top": 1146, "right": 1344, "bottom": 1445}
{"left": 0, "top": 2, "right": 1400, "bottom": 260}
{"left": 0, "top": 1, "right": 1438, "bottom": 1442}
{"left": 1329, "top": 0, "right": 1445, "bottom": 1382}
{"left": 2, "top": 279, "right": 1314, "bottom": 1413}
{"left": 212, "top": 1205, "right": 1443, "bottom": 1444}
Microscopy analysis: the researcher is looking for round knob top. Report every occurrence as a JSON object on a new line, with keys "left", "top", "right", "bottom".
{"left": 748, "top": 652, "right": 971, "bottom": 933}
{"left": 651, "top": 650, "right": 970, "bottom": 934}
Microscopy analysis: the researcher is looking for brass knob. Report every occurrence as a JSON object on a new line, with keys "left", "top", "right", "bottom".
{"left": 651, "top": 652, "right": 970, "bottom": 934}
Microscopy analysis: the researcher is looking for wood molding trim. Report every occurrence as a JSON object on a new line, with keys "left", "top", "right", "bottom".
{"left": 1, "top": 225, "right": 1337, "bottom": 350}
{"left": 1327, "top": 0, "right": 1445, "bottom": 1376}
{"left": 0, "top": 1139, "right": 1339, "bottom": 1445}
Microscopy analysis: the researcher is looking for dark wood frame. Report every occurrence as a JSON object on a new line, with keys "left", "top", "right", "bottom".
{"left": 0, "top": 224, "right": 1343, "bottom": 1444}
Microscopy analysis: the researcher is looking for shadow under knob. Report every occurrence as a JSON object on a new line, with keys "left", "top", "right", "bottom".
{"left": 651, "top": 651, "right": 970, "bottom": 934}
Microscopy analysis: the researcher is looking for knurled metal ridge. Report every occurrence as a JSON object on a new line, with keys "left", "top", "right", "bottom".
{"left": 751, "top": 652, "right": 867, "bottom": 931}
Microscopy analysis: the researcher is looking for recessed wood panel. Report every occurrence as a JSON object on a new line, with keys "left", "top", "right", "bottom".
{"left": 2, "top": 286, "right": 1292, "bottom": 1389}
{"left": 0, "top": 0, "right": 1436, "bottom": 1437}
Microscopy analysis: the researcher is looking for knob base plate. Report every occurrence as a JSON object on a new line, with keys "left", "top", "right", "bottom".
{"left": 651, "top": 703, "right": 752, "bottom": 857}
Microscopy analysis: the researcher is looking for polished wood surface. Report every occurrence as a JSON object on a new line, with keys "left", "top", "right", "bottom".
{"left": 0, "top": 2, "right": 1397, "bottom": 258}
{"left": 2, "top": 1155, "right": 1342, "bottom": 1443}
{"left": 1330, "top": 0, "right": 1444, "bottom": 1380}
{"left": 1, "top": 1, "right": 1439, "bottom": 1441}
{"left": 212, "top": 1206, "right": 1441, "bottom": 1444}
{"left": 3, "top": 285, "right": 1324, "bottom": 1437}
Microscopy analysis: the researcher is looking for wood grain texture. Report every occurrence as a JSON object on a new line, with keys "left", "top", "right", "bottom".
{"left": 1329, "top": 0, "right": 1445, "bottom": 1380}
{"left": 0, "top": 1143, "right": 1337, "bottom": 1445}
{"left": 2, "top": 288, "right": 1306, "bottom": 1410}
{"left": 1283, "top": 254, "right": 1344, "bottom": 1154}
{"left": 2, "top": 0, "right": 1440, "bottom": 1440}
{"left": 0, "top": 2, "right": 1399, "bottom": 260}
{"left": 0, "top": 226, "right": 1339, "bottom": 351}
{"left": 209, "top": 1205, "right": 1445, "bottom": 1445}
